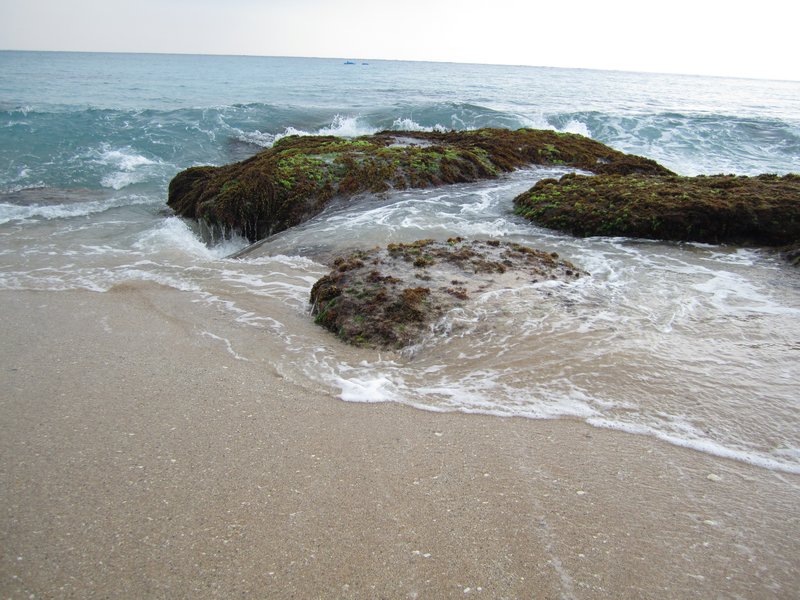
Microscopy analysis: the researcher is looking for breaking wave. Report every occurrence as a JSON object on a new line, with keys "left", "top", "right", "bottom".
{"left": 3, "top": 98, "right": 798, "bottom": 197}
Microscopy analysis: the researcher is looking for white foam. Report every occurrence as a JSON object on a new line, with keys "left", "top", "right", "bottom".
{"left": 95, "top": 147, "right": 155, "bottom": 171}
{"left": 219, "top": 269, "right": 311, "bottom": 307}
{"left": 691, "top": 271, "right": 800, "bottom": 316}
{"left": 518, "top": 113, "right": 552, "bottom": 130}
{"left": 105, "top": 268, "right": 202, "bottom": 293}
{"left": 0, "top": 260, "right": 204, "bottom": 294}
{"left": 234, "top": 128, "right": 276, "bottom": 148}
{"left": 273, "top": 115, "right": 378, "bottom": 144}
{"left": 133, "top": 217, "right": 249, "bottom": 260}
{"left": 517, "top": 113, "right": 591, "bottom": 137}
{"left": 319, "top": 114, "right": 376, "bottom": 137}
{"left": 200, "top": 331, "right": 249, "bottom": 361}
{"left": 588, "top": 417, "right": 800, "bottom": 475}
{"left": 336, "top": 375, "right": 396, "bottom": 403}
{"left": 702, "top": 248, "right": 762, "bottom": 266}
{"left": 270, "top": 114, "right": 452, "bottom": 147}
{"left": 241, "top": 254, "right": 322, "bottom": 270}
{"left": 390, "top": 117, "right": 448, "bottom": 132}
{"left": 319, "top": 342, "right": 800, "bottom": 475}
{"left": 561, "top": 119, "right": 592, "bottom": 137}
{"left": 90, "top": 144, "right": 161, "bottom": 190}
{"left": 274, "top": 126, "right": 308, "bottom": 140}
{"left": 0, "top": 194, "right": 155, "bottom": 224}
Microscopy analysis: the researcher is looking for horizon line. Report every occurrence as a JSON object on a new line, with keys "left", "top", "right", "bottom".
{"left": 1, "top": 48, "right": 798, "bottom": 84}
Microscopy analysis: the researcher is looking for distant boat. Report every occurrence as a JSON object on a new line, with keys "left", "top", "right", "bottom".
{"left": 343, "top": 61, "right": 356, "bottom": 65}
{"left": 362, "top": 62, "right": 369, "bottom": 66}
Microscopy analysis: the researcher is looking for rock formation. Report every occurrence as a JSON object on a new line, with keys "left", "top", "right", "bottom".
{"left": 513, "top": 173, "right": 800, "bottom": 246}
{"left": 168, "top": 128, "right": 671, "bottom": 242}
{"left": 309, "top": 238, "right": 586, "bottom": 349}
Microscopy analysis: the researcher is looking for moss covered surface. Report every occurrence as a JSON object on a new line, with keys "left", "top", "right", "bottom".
{"left": 514, "top": 173, "right": 800, "bottom": 246}
{"left": 168, "top": 128, "right": 672, "bottom": 242}
{"left": 309, "top": 238, "right": 586, "bottom": 349}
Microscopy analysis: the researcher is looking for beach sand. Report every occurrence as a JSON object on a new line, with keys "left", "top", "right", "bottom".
{"left": 1, "top": 284, "right": 798, "bottom": 599}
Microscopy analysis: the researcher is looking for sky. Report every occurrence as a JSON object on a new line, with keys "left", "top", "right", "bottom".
{"left": 1, "top": 0, "right": 798, "bottom": 81}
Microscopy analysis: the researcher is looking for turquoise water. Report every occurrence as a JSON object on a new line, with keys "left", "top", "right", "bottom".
{"left": 2, "top": 51, "right": 799, "bottom": 197}
{"left": 1, "top": 51, "right": 798, "bottom": 473}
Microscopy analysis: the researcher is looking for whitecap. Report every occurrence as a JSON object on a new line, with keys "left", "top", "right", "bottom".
{"left": 0, "top": 193, "right": 156, "bottom": 225}
{"left": 133, "top": 217, "right": 249, "bottom": 260}
{"left": 318, "top": 114, "right": 377, "bottom": 137}
{"left": 561, "top": 119, "right": 592, "bottom": 137}
{"left": 233, "top": 128, "right": 276, "bottom": 148}
{"left": 273, "top": 114, "right": 378, "bottom": 144}
{"left": 88, "top": 144, "right": 163, "bottom": 190}
{"left": 389, "top": 117, "right": 448, "bottom": 132}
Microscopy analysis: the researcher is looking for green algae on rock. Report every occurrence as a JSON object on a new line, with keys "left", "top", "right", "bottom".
{"left": 168, "top": 128, "right": 672, "bottom": 242}
{"left": 514, "top": 173, "right": 800, "bottom": 247}
{"left": 309, "top": 238, "right": 586, "bottom": 349}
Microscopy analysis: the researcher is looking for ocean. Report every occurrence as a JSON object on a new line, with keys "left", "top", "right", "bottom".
{"left": 2, "top": 50, "right": 799, "bottom": 473}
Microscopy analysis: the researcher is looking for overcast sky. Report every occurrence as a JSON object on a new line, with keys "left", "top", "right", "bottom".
{"left": 1, "top": 0, "right": 798, "bottom": 81}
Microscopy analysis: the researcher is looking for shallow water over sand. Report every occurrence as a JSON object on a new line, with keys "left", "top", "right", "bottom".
{"left": 3, "top": 167, "right": 798, "bottom": 473}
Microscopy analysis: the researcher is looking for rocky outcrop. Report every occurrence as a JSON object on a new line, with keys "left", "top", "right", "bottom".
{"left": 514, "top": 173, "right": 800, "bottom": 247}
{"left": 168, "top": 128, "right": 672, "bottom": 242}
{"left": 309, "top": 238, "right": 586, "bottom": 349}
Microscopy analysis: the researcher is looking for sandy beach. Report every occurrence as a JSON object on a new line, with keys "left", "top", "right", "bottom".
{"left": 1, "top": 283, "right": 798, "bottom": 599}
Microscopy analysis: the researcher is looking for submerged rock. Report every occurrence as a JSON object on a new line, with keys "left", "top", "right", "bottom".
{"left": 309, "top": 238, "right": 586, "bottom": 349}
{"left": 514, "top": 173, "right": 800, "bottom": 247}
{"left": 168, "top": 128, "right": 671, "bottom": 242}
{"left": 782, "top": 244, "right": 800, "bottom": 266}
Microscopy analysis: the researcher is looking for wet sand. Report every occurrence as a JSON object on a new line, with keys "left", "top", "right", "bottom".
{"left": 1, "top": 285, "right": 798, "bottom": 599}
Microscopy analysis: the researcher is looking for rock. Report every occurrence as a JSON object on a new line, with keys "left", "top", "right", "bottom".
{"left": 781, "top": 243, "right": 800, "bottom": 266}
{"left": 309, "top": 238, "right": 586, "bottom": 349}
{"left": 167, "top": 128, "right": 672, "bottom": 242}
{"left": 514, "top": 172, "right": 800, "bottom": 248}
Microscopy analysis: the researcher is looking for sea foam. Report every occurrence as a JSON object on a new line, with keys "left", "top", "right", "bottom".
{"left": 0, "top": 193, "right": 155, "bottom": 225}
{"left": 91, "top": 145, "right": 161, "bottom": 190}
{"left": 134, "top": 217, "right": 249, "bottom": 260}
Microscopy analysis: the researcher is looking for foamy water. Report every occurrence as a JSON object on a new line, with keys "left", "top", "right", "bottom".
{"left": 242, "top": 173, "right": 800, "bottom": 474}
{"left": 3, "top": 167, "right": 796, "bottom": 474}
{"left": 1, "top": 52, "right": 798, "bottom": 474}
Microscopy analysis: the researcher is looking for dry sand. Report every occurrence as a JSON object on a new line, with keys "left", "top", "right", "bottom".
{"left": 1, "top": 285, "right": 798, "bottom": 599}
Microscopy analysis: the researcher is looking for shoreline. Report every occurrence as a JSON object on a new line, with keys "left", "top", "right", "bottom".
{"left": 2, "top": 286, "right": 798, "bottom": 598}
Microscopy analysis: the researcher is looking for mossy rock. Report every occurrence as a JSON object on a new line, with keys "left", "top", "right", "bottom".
{"left": 514, "top": 173, "right": 800, "bottom": 247}
{"left": 168, "top": 128, "right": 672, "bottom": 242}
{"left": 309, "top": 238, "right": 587, "bottom": 349}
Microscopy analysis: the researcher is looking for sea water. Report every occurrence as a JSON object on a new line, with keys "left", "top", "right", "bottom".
{"left": 1, "top": 51, "right": 799, "bottom": 473}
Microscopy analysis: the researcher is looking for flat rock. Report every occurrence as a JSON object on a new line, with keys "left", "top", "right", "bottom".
{"left": 514, "top": 172, "right": 800, "bottom": 247}
{"left": 309, "top": 238, "right": 586, "bottom": 349}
